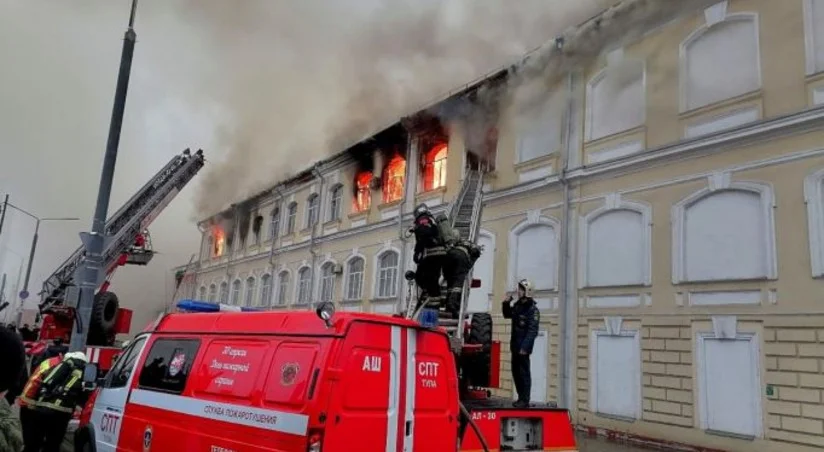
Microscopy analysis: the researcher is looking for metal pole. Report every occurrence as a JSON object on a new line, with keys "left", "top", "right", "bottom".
{"left": 70, "top": 0, "right": 138, "bottom": 352}
{"left": 0, "top": 194, "right": 9, "bottom": 239}
{"left": 22, "top": 219, "right": 39, "bottom": 295}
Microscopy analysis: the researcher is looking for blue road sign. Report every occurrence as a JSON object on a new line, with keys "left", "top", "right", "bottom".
{"left": 19, "top": 290, "right": 28, "bottom": 300}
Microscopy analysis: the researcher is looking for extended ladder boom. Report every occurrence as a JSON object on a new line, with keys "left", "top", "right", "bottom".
{"left": 40, "top": 149, "right": 205, "bottom": 308}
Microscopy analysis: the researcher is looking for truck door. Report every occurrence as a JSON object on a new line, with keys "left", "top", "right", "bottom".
{"left": 410, "top": 328, "right": 460, "bottom": 451}
{"left": 90, "top": 335, "right": 148, "bottom": 452}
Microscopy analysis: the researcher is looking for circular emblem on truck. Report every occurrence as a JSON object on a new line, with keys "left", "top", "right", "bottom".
{"left": 143, "top": 426, "right": 153, "bottom": 452}
{"left": 281, "top": 363, "right": 300, "bottom": 386}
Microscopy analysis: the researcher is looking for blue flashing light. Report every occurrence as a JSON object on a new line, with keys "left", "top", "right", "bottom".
{"left": 419, "top": 308, "right": 439, "bottom": 328}
{"left": 176, "top": 299, "right": 264, "bottom": 313}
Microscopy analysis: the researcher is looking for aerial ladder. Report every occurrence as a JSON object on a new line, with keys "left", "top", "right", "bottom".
{"left": 35, "top": 149, "right": 205, "bottom": 351}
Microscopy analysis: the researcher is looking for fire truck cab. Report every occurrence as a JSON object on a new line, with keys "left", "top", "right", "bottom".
{"left": 76, "top": 303, "right": 577, "bottom": 451}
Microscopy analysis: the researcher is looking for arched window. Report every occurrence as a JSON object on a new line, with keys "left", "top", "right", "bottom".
{"left": 466, "top": 231, "right": 495, "bottom": 313}
{"left": 259, "top": 274, "right": 272, "bottom": 307}
{"left": 276, "top": 271, "right": 290, "bottom": 306}
{"left": 375, "top": 250, "right": 399, "bottom": 298}
{"left": 269, "top": 206, "right": 280, "bottom": 240}
{"left": 198, "top": 286, "right": 207, "bottom": 300}
{"left": 319, "top": 262, "right": 336, "bottom": 303}
{"left": 580, "top": 198, "right": 651, "bottom": 288}
{"left": 345, "top": 256, "right": 365, "bottom": 301}
{"left": 509, "top": 216, "right": 559, "bottom": 291}
{"left": 672, "top": 179, "right": 776, "bottom": 283}
{"left": 328, "top": 185, "right": 343, "bottom": 222}
{"left": 353, "top": 171, "right": 373, "bottom": 212}
{"left": 306, "top": 194, "right": 320, "bottom": 227}
{"left": 219, "top": 282, "right": 228, "bottom": 304}
{"left": 517, "top": 89, "right": 564, "bottom": 162}
{"left": 382, "top": 154, "right": 406, "bottom": 204}
{"left": 230, "top": 279, "right": 241, "bottom": 305}
{"left": 586, "top": 59, "right": 645, "bottom": 141}
{"left": 296, "top": 267, "right": 312, "bottom": 304}
{"left": 805, "top": 168, "right": 824, "bottom": 277}
{"left": 285, "top": 202, "right": 298, "bottom": 235}
{"left": 208, "top": 284, "right": 217, "bottom": 302}
{"left": 681, "top": 12, "right": 760, "bottom": 111}
{"left": 244, "top": 277, "right": 256, "bottom": 307}
{"left": 422, "top": 144, "right": 448, "bottom": 191}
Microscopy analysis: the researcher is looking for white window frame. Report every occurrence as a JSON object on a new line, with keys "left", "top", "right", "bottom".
{"left": 507, "top": 213, "right": 561, "bottom": 291}
{"left": 230, "top": 279, "right": 241, "bottom": 305}
{"left": 276, "top": 270, "right": 291, "bottom": 306}
{"left": 208, "top": 284, "right": 217, "bottom": 302}
{"left": 198, "top": 286, "right": 206, "bottom": 300}
{"left": 285, "top": 202, "right": 298, "bottom": 235}
{"left": 671, "top": 177, "right": 777, "bottom": 284}
{"left": 344, "top": 253, "right": 366, "bottom": 301}
{"left": 578, "top": 195, "right": 652, "bottom": 288}
{"left": 259, "top": 273, "right": 272, "bottom": 307}
{"left": 219, "top": 281, "right": 229, "bottom": 304}
{"left": 306, "top": 194, "right": 320, "bottom": 228}
{"left": 295, "top": 266, "right": 312, "bottom": 305}
{"left": 695, "top": 325, "right": 763, "bottom": 438}
{"left": 589, "top": 326, "right": 642, "bottom": 420}
{"left": 373, "top": 247, "right": 401, "bottom": 299}
{"left": 269, "top": 206, "right": 280, "bottom": 241}
{"left": 804, "top": 167, "right": 824, "bottom": 277}
{"left": 585, "top": 59, "right": 647, "bottom": 142}
{"left": 328, "top": 184, "right": 344, "bottom": 222}
{"left": 678, "top": 11, "right": 762, "bottom": 113}
{"left": 243, "top": 276, "right": 256, "bottom": 307}
{"left": 804, "top": 0, "right": 824, "bottom": 75}
{"left": 317, "top": 261, "right": 337, "bottom": 303}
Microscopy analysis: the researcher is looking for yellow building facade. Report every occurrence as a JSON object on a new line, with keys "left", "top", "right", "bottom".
{"left": 176, "top": 1, "right": 824, "bottom": 450}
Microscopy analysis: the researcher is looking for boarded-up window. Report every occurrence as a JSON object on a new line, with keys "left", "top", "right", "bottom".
{"left": 585, "top": 209, "right": 646, "bottom": 286}
{"left": 590, "top": 332, "right": 641, "bottom": 419}
{"left": 517, "top": 90, "right": 563, "bottom": 162}
{"left": 513, "top": 222, "right": 557, "bottom": 290}
{"left": 587, "top": 62, "right": 645, "bottom": 140}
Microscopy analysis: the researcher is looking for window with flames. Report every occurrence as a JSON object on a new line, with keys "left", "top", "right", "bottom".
{"left": 422, "top": 143, "right": 448, "bottom": 192}
{"left": 382, "top": 154, "right": 406, "bottom": 204}
{"left": 353, "top": 170, "right": 372, "bottom": 213}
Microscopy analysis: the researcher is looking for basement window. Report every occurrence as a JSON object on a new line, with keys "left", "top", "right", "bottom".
{"left": 382, "top": 154, "right": 406, "bottom": 204}
{"left": 422, "top": 143, "right": 448, "bottom": 192}
{"left": 354, "top": 171, "right": 372, "bottom": 213}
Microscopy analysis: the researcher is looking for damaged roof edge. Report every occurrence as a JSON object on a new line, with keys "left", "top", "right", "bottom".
{"left": 199, "top": 1, "right": 632, "bottom": 225}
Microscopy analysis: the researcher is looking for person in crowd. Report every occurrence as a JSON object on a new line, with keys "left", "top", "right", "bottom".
{"left": 0, "top": 327, "right": 26, "bottom": 452}
{"left": 19, "top": 351, "right": 88, "bottom": 452}
{"left": 502, "top": 279, "right": 540, "bottom": 408}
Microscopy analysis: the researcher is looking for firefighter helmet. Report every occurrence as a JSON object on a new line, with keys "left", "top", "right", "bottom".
{"left": 64, "top": 351, "right": 88, "bottom": 362}
{"left": 414, "top": 203, "right": 430, "bottom": 219}
{"left": 517, "top": 279, "right": 533, "bottom": 297}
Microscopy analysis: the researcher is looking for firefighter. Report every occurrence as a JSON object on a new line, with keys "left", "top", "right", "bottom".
{"left": 410, "top": 204, "right": 446, "bottom": 310}
{"left": 19, "top": 351, "right": 88, "bottom": 452}
{"left": 442, "top": 237, "right": 482, "bottom": 319}
{"left": 502, "top": 279, "right": 540, "bottom": 408}
{"left": 0, "top": 327, "right": 25, "bottom": 452}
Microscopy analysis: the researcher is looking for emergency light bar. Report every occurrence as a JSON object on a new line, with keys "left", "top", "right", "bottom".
{"left": 176, "top": 299, "right": 264, "bottom": 313}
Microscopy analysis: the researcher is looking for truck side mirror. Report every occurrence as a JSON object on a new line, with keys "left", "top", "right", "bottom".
{"left": 316, "top": 302, "right": 335, "bottom": 328}
{"left": 82, "top": 363, "right": 99, "bottom": 390}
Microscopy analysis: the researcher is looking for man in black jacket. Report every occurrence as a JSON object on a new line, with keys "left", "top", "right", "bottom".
{"left": 502, "top": 279, "right": 540, "bottom": 408}
{"left": 409, "top": 204, "right": 446, "bottom": 310}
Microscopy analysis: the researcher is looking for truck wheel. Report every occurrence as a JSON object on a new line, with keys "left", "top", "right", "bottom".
{"left": 91, "top": 291, "right": 119, "bottom": 333}
{"left": 463, "top": 313, "right": 493, "bottom": 387}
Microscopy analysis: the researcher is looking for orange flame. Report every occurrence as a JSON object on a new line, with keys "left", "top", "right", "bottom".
{"left": 212, "top": 225, "right": 225, "bottom": 257}
{"left": 382, "top": 154, "right": 406, "bottom": 204}
{"left": 354, "top": 170, "right": 372, "bottom": 212}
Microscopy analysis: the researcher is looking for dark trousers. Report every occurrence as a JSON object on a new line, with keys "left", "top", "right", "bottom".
{"left": 442, "top": 249, "right": 470, "bottom": 318}
{"left": 512, "top": 353, "right": 532, "bottom": 403}
{"left": 415, "top": 255, "right": 443, "bottom": 302}
{"left": 20, "top": 406, "right": 72, "bottom": 452}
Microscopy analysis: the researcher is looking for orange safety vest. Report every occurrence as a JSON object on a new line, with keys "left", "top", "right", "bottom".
{"left": 18, "top": 356, "right": 61, "bottom": 408}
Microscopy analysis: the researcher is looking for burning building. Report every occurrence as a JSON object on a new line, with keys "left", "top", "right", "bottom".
{"left": 176, "top": 3, "right": 824, "bottom": 451}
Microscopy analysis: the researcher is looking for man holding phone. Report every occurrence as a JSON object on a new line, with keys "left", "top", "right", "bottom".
{"left": 502, "top": 279, "right": 540, "bottom": 408}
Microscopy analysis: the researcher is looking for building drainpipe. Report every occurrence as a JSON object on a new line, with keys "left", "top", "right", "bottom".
{"left": 192, "top": 221, "right": 207, "bottom": 299}
{"left": 310, "top": 164, "right": 326, "bottom": 307}
{"left": 224, "top": 204, "right": 239, "bottom": 300}
{"left": 268, "top": 185, "right": 285, "bottom": 270}
{"left": 556, "top": 69, "right": 579, "bottom": 409}
{"left": 397, "top": 130, "right": 417, "bottom": 312}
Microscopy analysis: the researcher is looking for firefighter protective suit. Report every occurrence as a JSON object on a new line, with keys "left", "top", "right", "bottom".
{"left": 19, "top": 352, "right": 87, "bottom": 452}
{"left": 442, "top": 239, "right": 482, "bottom": 319}
{"left": 411, "top": 204, "right": 446, "bottom": 309}
{"left": 502, "top": 279, "right": 540, "bottom": 408}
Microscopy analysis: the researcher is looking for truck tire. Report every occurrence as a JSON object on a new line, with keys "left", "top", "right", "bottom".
{"left": 463, "top": 313, "right": 493, "bottom": 387}
{"left": 91, "top": 291, "right": 119, "bottom": 334}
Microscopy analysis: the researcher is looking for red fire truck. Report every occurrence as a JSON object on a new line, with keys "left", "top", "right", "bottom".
{"left": 25, "top": 149, "right": 205, "bottom": 373}
{"left": 74, "top": 302, "right": 577, "bottom": 451}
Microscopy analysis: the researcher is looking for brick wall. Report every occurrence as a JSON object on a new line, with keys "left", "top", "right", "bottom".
{"left": 641, "top": 324, "right": 694, "bottom": 427}
{"left": 764, "top": 327, "right": 824, "bottom": 448}
{"left": 576, "top": 321, "right": 589, "bottom": 414}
